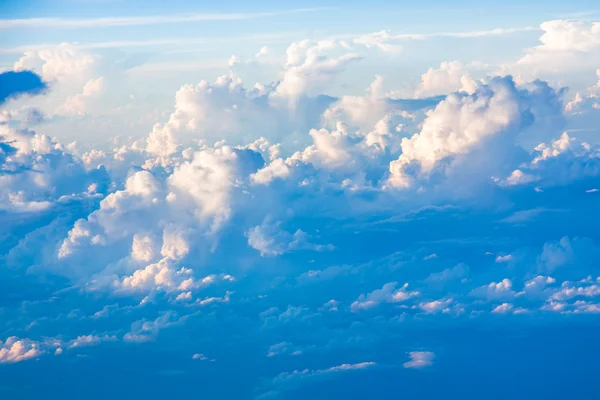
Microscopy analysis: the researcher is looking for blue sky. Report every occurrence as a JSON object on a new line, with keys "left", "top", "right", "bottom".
{"left": 1, "top": 1, "right": 600, "bottom": 399}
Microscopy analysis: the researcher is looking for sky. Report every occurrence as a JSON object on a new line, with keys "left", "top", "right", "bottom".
{"left": 1, "top": 1, "right": 600, "bottom": 399}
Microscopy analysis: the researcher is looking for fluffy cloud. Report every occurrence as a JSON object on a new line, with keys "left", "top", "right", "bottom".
{"left": 13, "top": 43, "right": 97, "bottom": 83}
{"left": 57, "top": 76, "right": 104, "bottom": 115}
{"left": 0, "top": 337, "right": 42, "bottom": 363}
{"left": 0, "top": 121, "right": 108, "bottom": 213}
{"left": 415, "top": 61, "right": 480, "bottom": 98}
{"left": 271, "top": 39, "right": 362, "bottom": 103}
{"left": 470, "top": 279, "right": 516, "bottom": 300}
{"left": 513, "top": 20, "right": 600, "bottom": 79}
{"left": 388, "top": 76, "right": 563, "bottom": 189}
{"left": 4, "top": 19, "right": 600, "bottom": 399}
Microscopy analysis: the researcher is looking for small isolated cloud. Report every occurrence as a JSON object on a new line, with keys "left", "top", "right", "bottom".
{"left": 470, "top": 279, "right": 516, "bottom": 300}
{"left": 492, "top": 303, "right": 514, "bottom": 314}
{"left": 403, "top": 351, "right": 435, "bottom": 369}
{"left": 495, "top": 254, "right": 512, "bottom": 263}
{"left": 192, "top": 353, "right": 214, "bottom": 361}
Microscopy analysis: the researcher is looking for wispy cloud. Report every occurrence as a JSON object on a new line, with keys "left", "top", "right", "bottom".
{"left": 0, "top": 25, "right": 539, "bottom": 55}
{"left": 345, "top": 26, "right": 540, "bottom": 42}
{"left": 125, "top": 59, "right": 229, "bottom": 75}
{"left": 0, "top": 7, "right": 330, "bottom": 29}
{"left": 0, "top": 32, "right": 299, "bottom": 54}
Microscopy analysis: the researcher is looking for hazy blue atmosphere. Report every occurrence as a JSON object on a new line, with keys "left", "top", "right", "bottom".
{"left": 1, "top": 0, "right": 600, "bottom": 398}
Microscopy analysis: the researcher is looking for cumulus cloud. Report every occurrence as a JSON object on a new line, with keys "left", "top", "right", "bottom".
{"left": 470, "top": 279, "right": 516, "bottom": 300}
{"left": 387, "top": 76, "right": 563, "bottom": 189}
{"left": 515, "top": 20, "right": 600, "bottom": 76}
{"left": 0, "top": 337, "right": 42, "bottom": 363}
{"left": 13, "top": 43, "right": 97, "bottom": 82}
{"left": 415, "top": 61, "right": 480, "bottom": 98}
{"left": 4, "top": 18, "right": 600, "bottom": 398}
{"left": 57, "top": 76, "right": 104, "bottom": 115}
{"left": 0, "top": 122, "right": 108, "bottom": 213}
{"left": 271, "top": 39, "right": 362, "bottom": 103}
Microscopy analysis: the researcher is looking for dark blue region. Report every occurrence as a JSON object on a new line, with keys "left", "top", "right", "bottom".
{"left": 0, "top": 70, "right": 47, "bottom": 105}
{"left": 0, "top": 322, "right": 598, "bottom": 399}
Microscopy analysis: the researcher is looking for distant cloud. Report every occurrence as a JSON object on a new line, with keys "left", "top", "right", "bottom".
{"left": 403, "top": 351, "right": 435, "bottom": 369}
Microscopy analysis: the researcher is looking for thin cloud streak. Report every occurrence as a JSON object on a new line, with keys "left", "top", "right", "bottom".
{"left": 0, "top": 26, "right": 539, "bottom": 55}
{"left": 0, "top": 7, "right": 331, "bottom": 29}
{"left": 0, "top": 33, "right": 300, "bottom": 54}
{"left": 336, "top": 26, "right": 540, "bottom": 41}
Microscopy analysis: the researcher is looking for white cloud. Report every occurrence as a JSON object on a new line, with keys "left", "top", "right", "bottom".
{"left": 496, "top": 169, "right": 540, "bottom": 187}
{"left": 266, "top": 342, "right": 306, "bottom": 357}
{"left": 419, "top": 298, "right": 454, "bottom": 314}
{"left": 290, "top": 123, "right": 355, "bottom": 169}
{"left": 0, "top": 122, "right": 104, "bottom": 213}
{"left": 14, "top": 43, "right": 97, "bottom": 82}
{"left": 351, "top": 282, "right": 419, "bottom": 311}
{"left": 415, "top": 61, "right": 480, "bottom": 98}
{"left": 250, "top": 158, "right": 290, "bottom": 185}
{"left": 67, "top": 334, "right": 117, "bottom": 349}
{"left": 549, "top": 279, "right": 600, "bottom": 302}
{"left": 387, "top": 76, "right": 563, "bottom": 189}
{"left": 512, "top": 20, "right": 600, "bottom": 78}
{"left": 117, "top": 258, "right": 195, "bottom": 293}
{"left": 271, "top": 39, "right": 362, "bottom": 103}
{"left": 495, "top": 254, "right": 513, "bottom": 263}
{"left": 0, "top": 8, "right": 327, "bottom": 29}
{"left": 264, "top": 360, "right": 376, "bottom": 396}
{"left": 403, "top": 351, "right": 435, "bottom": 369}
{"left": 131, "top": 234, "right": 159, "bottom": 263}
{"left": 492, "top": 303, "right": 513, "bottom": 314}
{"left": 520, "top": 276, "right": 557, "bottom": 299}
{"left": 470, "top": 279, "right": 515, "bottom": 300}
{"left": 160, "top": 227, "right": 189, "bottom": 260}
{"left": 145, "top": 74, "right": 283, "bottom": 155}
{"left": 0, "top": 337, "right": 43, "bottom": 363}
{"left": 57, "top": 77, "right": 104, "bottom": 116}
{"left": 246, "top": 218, "right": 333, "bottom": 257}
